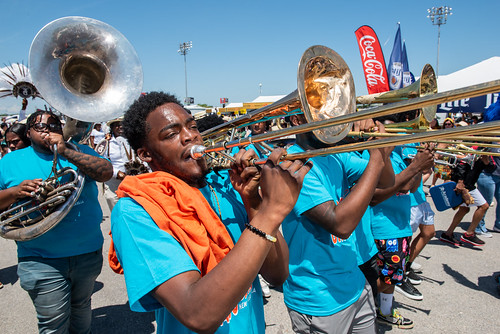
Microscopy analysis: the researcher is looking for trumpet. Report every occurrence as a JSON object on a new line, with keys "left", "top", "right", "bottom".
{"left": 405, "top": 151, "right": 458, "bottom": 167}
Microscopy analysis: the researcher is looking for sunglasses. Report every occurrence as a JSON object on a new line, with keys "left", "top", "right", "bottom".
{"left": 444, "top": 123, "right": 453, "bottom": 126}
{"left": 31, "top": 122, "right": 62, "bottom": 132}
{"left": 6, "top": 139, "right": 21, "bottom": 146}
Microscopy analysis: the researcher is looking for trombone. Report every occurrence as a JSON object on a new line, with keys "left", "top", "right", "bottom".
{"left": 357, "top": 63, "right": 438, "bottom": 129}
{"left": 197, "top": 77, "right": 500, "bottom": 158}
{"left": 192, "top": 120, "right": 500, "bottom": 168}
{"left": 198, "top": 45, "right": 500, "bottom": 165}
{"left": 348, "top": 131, "right": 500, "bottom": 149}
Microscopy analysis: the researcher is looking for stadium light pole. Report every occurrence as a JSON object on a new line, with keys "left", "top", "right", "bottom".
{"left": 427, "top": 6, "right": 452, "bottom": 77}
{"left": 178, "top": 41, "right": 192, "bottom": 104}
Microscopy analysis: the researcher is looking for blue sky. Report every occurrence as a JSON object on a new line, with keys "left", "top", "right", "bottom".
{"left": 1, "top": 0, "right": 499, "bottom": 115}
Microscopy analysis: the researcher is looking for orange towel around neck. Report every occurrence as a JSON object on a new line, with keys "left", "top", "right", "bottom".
{"left": 108, "top": 171, "right": 234, "bottom": 276}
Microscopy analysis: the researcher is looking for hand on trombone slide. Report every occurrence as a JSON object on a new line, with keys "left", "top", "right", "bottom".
{"left": 411, "top": 143, "right": 436, "bottom": 172}
{"left": 352, "top": 119, "right": 394, "bottom": 158}
{"left": 229, "top": 147, "right": 312, "bottom": 216}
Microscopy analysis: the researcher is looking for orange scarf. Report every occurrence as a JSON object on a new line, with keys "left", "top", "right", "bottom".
{"left": 108, "top": 171, "right": 234, "bottom": 276}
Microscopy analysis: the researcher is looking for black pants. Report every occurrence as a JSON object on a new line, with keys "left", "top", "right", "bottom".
{"left": 359, "top": 254, "right": 380, "bottom": 304}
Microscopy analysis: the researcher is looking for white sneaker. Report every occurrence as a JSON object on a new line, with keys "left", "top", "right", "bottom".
{"left": 259, "top": 275, "right": 271, "bottom": 298}
{"left": 411, "top": 262, "right": 423, "bottom": 273}
{"left": 477, "top": 230, "right": 493, "bottom": 238}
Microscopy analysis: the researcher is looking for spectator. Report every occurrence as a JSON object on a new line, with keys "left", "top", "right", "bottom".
{"left": 5, "top": 123, "right": 30, "bottom": 152}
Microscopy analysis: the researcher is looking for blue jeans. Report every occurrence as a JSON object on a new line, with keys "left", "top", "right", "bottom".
{"left": 17, "top": 249, "right": 103, "bottom": 334}
{"left": 476, "top": 173, "right": 500, "bottom": 232}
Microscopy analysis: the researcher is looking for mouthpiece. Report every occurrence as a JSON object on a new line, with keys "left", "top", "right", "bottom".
{"left": 190, "top": 145, "right": 207, "bottom": 160}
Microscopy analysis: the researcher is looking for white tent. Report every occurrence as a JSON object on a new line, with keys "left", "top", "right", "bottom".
{"left": 251, "top": 95, "right": 285, "bottom": 103}
{"left": 437, "top": 56, "right": 500, "bottom": 92}
{"left": 434, "top": 57, "right": 500, "bottom": 116}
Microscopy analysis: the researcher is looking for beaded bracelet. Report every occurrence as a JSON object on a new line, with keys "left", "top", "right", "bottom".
{"left": 245, "top": 223, "right": 277, "bottom": 243}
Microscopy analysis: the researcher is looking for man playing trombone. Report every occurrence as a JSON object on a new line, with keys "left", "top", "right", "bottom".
{"left": 281, "top": 114, "right": 395, "bottom": 333}
{"left": 108, "top": 92, "right": 311, "bottom": 333}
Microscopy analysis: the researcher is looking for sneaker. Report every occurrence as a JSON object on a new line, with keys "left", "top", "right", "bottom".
{"left": 259, "top": 275, "right": 271, "bottom": 298}
{"left": 406, "top": 268, "right": 422, "bottom": 285}
{"left": 493, "top": 226, "right": 500, "bottom": 233}
{"left": 0, "top": 281, "right": 3, "bottom": 289}
{"left": 411, "top": 261, "right": 423, "bottom": 273}
{"left": 377, "top": 308, "right": 414, "bottom": 329}
{"left": 439, "top": 232, "right": 461, "bottom": 246}
{"left": 395, "top": 278, "right": 423, "bottom": 301}
{"left": 476, "top": 230, "right": 493, "bottom": 238}
{"left": 461, "top": 232, "right": 485, "bottom": 246}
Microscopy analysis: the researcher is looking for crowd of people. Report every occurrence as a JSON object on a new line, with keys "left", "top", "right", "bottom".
{"left": 0, "top": 97, "right": 499, "bottom": 334}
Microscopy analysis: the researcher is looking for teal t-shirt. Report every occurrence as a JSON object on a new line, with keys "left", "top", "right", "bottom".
{"left": 350, "top": 151, "right": 378, "bottom": 265}
{"left": 282, "top": 145, "right": 366, "bottom": 317}
{"left": 0, "top": 145, "right": 104, "bottom": 258}
{"left": 370, "top": 150, "right": 412, "bottom": 239}
{"left": 111, "top": 171, "right": 265, "bottom": 334}
{"left": 399, "top": 145, "right": 426, "bottom": 207}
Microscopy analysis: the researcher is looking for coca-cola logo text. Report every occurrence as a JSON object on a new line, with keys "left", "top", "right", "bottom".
{"left": 359, "top": 35, "right": 387, "bottom": 87}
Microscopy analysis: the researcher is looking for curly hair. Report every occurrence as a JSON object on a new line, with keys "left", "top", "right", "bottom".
{"left": 122, "top": 92, "right": 181, "bottom": 152}
{"left": 196, "top": 114, "right": 225, "bottom": 133}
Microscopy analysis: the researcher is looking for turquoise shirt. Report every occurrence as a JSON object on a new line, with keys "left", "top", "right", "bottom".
{"left": 350, "top": 151, "right": 378, "bottom": 265}
{"left": 282, "top": 145, "right": 366, "bottom": 316}
{"left": 111, "top": 171, "right": 265, "bottom": 334}
{"left": 399, "top": 144, "right": 426, "bottom": 207}
{"left": 0, "top": 145, "right": 104, "bottom": 258}
{"left": 369, "top": 150, "right": 413, "bottom": 239}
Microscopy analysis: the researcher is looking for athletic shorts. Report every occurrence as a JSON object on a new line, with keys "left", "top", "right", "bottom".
{"left": 287, "top": 281, "right": 376, "bottom": 334}
{"left": 460, "top": 188, "right": 487, "bottom": 207}
{"left": 410, "top": 202, "right": 435, "bottom": 233}
{"left": 375, "top": 236, "right": 411, "bottom": 285}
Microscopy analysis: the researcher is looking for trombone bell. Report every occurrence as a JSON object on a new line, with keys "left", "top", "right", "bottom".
{"left": 298, "top": 46, "right": 356, "bottom": 144}
{"left": 202, "top": 45, "right": 356, "bottom": 145}
{"left": 357, "top": 64, "right": 437, "bottom": 128}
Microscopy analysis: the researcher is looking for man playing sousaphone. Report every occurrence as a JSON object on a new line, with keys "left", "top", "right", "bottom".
{"left": 0, "top": 110, "right": 112, "bottom": 333}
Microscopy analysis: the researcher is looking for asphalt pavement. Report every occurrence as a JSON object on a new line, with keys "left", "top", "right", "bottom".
{"left": 1, "top": 183, "right": 500, "bottom": 333}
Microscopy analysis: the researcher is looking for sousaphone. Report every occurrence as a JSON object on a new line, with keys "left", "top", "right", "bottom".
{"left": 0, "top": 16, "right": 143, "bottom": 241}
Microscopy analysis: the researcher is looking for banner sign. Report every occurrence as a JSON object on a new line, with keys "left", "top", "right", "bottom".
{"left": 437, "top": 93, "right": 499, "bottom": 113}
{"left": 401, "top": 42, "right": 414, "bottom": 88}
{"left": 355, "top": 25, "right": 390, "bottom": 94}
{"left": 388, "top": 24, "right": 403, "bottom": 90}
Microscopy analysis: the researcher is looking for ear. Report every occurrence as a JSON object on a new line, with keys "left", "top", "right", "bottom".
{"left": 137, "top": 147, "right": 152, "bottom": 163}
{"left": 290, "top": 114, "right": 304, "bottom": 126}
{"left": 26, "top": 129, "right": 32, "bottom": 140}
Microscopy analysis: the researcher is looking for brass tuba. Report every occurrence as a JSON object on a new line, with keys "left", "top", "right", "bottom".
{"left": 0, "top": 16, "right": 143, "bottom": 241}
